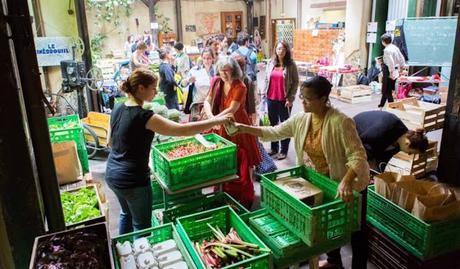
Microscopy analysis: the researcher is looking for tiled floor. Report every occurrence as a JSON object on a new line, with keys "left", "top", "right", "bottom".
{"left": 89, "top": 93, "right": 442, "bottom": 269}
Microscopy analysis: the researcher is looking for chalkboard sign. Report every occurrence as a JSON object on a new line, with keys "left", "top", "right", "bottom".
{"left": 403, "top": 17, "right": 457, "bottom": 66}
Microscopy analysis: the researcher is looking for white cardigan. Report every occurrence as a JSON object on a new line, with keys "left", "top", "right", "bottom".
{"left": 260, "top": 108, "right": 369, "bottom": 192}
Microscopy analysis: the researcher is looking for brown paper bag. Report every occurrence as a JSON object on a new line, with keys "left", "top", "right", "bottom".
{"left": 412, "top": 188, "right": 460, "bottom": 222}
{"left": 374, "top": 172, "right": 415, "bottom": 199}
{"left": 52, "top": 141, "right": 82, "bottom": 185}
{"left": 391, "top": 180, "right": 443, "bottom": 211}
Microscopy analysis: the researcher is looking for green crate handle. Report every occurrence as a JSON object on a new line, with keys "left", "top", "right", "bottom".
{"left": 327, "top": 207, "right": 344, "bottom": 215}
{"left": 194, "top": 216, "right": 214, "bottom": 224}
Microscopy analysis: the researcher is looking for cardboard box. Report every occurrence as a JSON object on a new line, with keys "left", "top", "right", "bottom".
{"left": 275, "top": 177, "right": 323, "bottom": 206}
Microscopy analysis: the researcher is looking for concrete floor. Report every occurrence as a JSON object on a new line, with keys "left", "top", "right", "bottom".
{"left": 89, "top": 93, "right": 442, "bottom": 269}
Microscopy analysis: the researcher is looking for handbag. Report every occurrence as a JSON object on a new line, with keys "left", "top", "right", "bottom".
{"left": 258, "top": 97, "right": 270, "bottom": 126}
{"left": 255, "top": 141, "right": 277, "bottom": 175}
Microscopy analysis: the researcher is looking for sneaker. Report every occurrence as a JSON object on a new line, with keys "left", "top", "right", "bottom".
{"left": 277, "top": 153, "right": 287, "bottom": 160}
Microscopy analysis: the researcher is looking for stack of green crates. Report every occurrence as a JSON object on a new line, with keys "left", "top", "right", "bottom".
{"left": 48, "top": 115, "right": 89, "bottom": 173}
{"left": 245, "top": 209, "right": 350, "bottom": 268}
{"left": 151, "top": 133, "right": 237, "bottom": 192}
{"left": 162, "top": 192, "right": 249, "bottom": 223}
{"left": 111, "top": 223, "right": 196, "bottom": 269}
{"left": 367, "top": 185, "right": 460, "bottom": 260}
{"left": 176, "top": 206, "right": 272, "bottom": 269}
{"left": 260, "top": 166, "right": 361, "bottom": 246}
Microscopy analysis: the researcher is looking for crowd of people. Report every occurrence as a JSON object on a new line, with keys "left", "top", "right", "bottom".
{"left": 107, "top": 31, "right": 428, "bottom": 269}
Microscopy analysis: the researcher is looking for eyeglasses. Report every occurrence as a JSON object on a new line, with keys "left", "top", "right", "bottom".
{"left": 299, "top": 94, "right": 318, "bottom": 101}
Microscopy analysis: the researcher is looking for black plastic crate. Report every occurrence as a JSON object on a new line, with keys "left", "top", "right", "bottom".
{"left": 367, "top": 223, "right": 460, "bottom": 269}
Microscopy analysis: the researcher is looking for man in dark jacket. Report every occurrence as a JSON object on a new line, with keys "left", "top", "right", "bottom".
{"left": 159, "top": 49, "right": 179, "bottom": 110}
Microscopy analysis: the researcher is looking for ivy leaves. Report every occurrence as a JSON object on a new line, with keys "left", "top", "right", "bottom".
{"left": 87, "top": 0, "right": 136, "bottom": 27}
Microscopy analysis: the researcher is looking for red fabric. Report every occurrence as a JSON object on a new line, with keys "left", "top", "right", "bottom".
{"left": 213, "top": 79, "right": 261, "bottom": 167}
{"left": 223, "top": 148, "right": 254, "bottom": 209}
{"left": 208, "top": 79, "right": 260, "bottom": 209}
{"left": 397, "top": 83, "right": 412, "bottom": 99}
{"left": 267, "top": 69, "right": 285, "bottom": 101}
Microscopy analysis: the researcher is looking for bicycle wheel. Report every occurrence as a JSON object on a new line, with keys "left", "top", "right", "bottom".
{"left": 82, "top": 123, "right": 99, "bottom": 159}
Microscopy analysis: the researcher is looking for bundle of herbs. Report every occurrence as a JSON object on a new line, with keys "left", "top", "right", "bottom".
{"left": 195, "top": 224, "right": 270, "bottom": 268}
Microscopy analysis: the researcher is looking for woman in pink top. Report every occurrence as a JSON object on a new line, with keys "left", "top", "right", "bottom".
{"left": 262, "top": 41, "right": 299, "bottom": 160}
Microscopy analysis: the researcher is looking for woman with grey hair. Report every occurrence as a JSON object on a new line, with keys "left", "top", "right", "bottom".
{"left": 203, "top": 56, "right": 261, "bottom": 209}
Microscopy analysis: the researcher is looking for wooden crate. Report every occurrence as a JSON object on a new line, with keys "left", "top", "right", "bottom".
{"left": 94, "top": 59, "right": 116, "bottom": 81}
{"left": 384, "top": 141, "right": 438, "bottom": 178}
{"left": 329, "top": 85, "right": 372, "bottom": 103}
{"left": 384, "top": 98, "right": 446, "bottom": 132}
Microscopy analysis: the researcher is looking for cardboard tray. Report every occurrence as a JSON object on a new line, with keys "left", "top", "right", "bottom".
{"left": 29, "top": 222, "right": 113, "bottom": 269}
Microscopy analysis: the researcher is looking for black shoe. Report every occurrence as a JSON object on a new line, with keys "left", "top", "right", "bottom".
{"left": 268, "top": 151, "right": 278, "bottom": 156}
{"left": 277, "top": 153, "right": 287, "bottom": 160}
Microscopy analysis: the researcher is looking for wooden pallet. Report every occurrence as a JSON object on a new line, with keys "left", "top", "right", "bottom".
{"left": 384, "top": 98, "right": 446, "bottom": 132}
{"left": 385, "top": 141, "right": 438, "bottom": 178}
{"left": 94, "top": 59, "right": 116, "bottom": 81}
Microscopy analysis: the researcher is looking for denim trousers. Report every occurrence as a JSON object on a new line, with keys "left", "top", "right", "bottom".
{"left": 267, "top": 99, "right": 291, "bottom": 154}
{"left": 107, "top": 182, "right": 152, "bottom": 235}
{"left": 165, "top": 93, "right": 179, "bottom": 110}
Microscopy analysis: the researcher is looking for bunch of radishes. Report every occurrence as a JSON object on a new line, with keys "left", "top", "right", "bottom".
{"left": 166, "top": 143, "right": 206, "bottom": 159}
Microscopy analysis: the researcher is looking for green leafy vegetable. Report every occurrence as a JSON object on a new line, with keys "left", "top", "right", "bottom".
{"left": 61, "top": 187, "right": 101, "bottom": 225}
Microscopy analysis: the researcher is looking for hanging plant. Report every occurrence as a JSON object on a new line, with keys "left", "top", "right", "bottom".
{"left": 154, "top": 3, "right": 172, "bottom": 33}
{"left": 90, "top": 33, "right": 107, "bottom": 62}
{"left": 86, "top": 0, "right": 136, "bottom": 28}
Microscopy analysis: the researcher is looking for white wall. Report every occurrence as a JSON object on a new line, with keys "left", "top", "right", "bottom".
{"left": 181, "top": 0, "right": 247, "bottom": 44}
{"left": 271, "top": 0, "right": 297, "bottom": 19}
{"left": 344, "top": 0, "right": 372, "bottom": 67}
{"left": 86, "top": 1, "right": 148, "bottom": 55}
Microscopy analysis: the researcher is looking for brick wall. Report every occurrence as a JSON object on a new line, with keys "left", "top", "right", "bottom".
{"left": 293, "top": 29, "right": 343, "bottom": 63}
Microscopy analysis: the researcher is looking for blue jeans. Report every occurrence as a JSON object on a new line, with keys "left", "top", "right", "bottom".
{"left": 267, "top": 99, "right": 291, "bottom": 154}
{"left": 165, "top": 93, "right": 179, "bottom": 110}
{"left": 107, "top": 182, "right": 152, "bottom": 235}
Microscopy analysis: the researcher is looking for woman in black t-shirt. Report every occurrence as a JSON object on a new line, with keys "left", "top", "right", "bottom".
{"left": 106, "top": 68, "right": 231, "bottom": 235}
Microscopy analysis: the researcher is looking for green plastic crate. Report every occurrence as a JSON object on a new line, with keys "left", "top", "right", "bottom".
{"left": 245, "top": 209, "right": 350, "bottom": 268}
{"left": 150, "top": 175, "right": 204, "bottom": 207}
{"left": 151, "top": 204, "right": 163, "bottom": 227}
{"left": 367, "top": 185, "right": 460, "bottom": 260}
{"left": 176, "top": 206, "right": 272, "bottom": 269}
{"left": 163, "top": 192, "right": 249, "bottom": 223}
{"left": 248, "top": 211, "right": 304, "bottom": 258}
{"left": 152, "top": 133, "right": 237, "bottom": 191}
{"left": 261, "top": 166, "right": 361, "bottom": 246}
{"left": 48, "top": 115, "right": 89, "bottom": 173}
{"left": 151, "top": 178, "right": 164, "bottom": 206}
{"left": 111, "top": 223, "right": 196, "bottom": 269}
{"left": 250, "top": 214, "right": 286, "bottom": 236}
